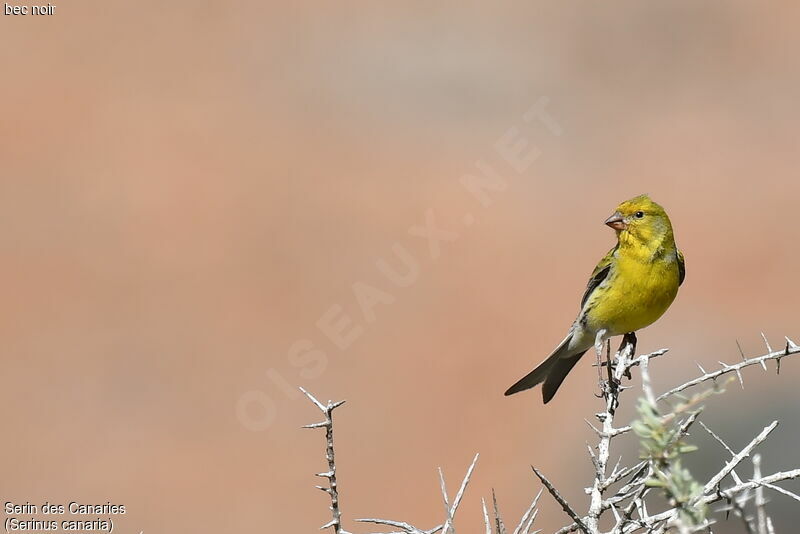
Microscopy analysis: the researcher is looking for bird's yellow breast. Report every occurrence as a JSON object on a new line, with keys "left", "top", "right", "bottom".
{"left": 585, "top": 250, "right": 680, "bottom": 336}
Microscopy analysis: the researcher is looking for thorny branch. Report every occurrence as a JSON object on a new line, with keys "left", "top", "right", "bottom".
{"left": 656, "top": 336, "right": 800, "bottom": 402}
{"left": 301, "top": 387, "right": 350, "bottom": 534}
{"left": 302, "top": 389, "right": 543, "bottom": 534}
{"left": 550, "top": 333, "right": 800, "bottom": 533}
{"left": 532, "top": 467, "right": 590, "bottom": 533}
{"left": 303, "top": 332, "right": 800, "bottom": 534}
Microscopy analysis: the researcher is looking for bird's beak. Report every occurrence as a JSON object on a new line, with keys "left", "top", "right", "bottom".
{"left": 605, "top": 212, "right": 627, "bottom": 231}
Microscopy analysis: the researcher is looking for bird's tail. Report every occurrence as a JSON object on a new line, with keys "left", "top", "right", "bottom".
{"left": 504, "top": 333, "right": 587, "bottom": 404}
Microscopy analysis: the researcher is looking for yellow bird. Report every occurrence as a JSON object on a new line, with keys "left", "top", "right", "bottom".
{"left": 505, "top": 194, "right": 685, "bottom": 403}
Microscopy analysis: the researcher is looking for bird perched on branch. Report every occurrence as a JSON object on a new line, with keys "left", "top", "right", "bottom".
{"left": 505, "top": 194, "right": 685, "bottom": 404}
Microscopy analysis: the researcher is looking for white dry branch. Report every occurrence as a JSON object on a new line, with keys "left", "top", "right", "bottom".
{"left": 301, "top": 388, "right": 546, "bottom": 534}
{"left": 656, "top": 336, "right": 799, "bottom": 402}
{"left": 303, "top": 332, "right": 800, "bottom": 534}
{"left": 547, "top": 333, "right": 800, "bottom": 534}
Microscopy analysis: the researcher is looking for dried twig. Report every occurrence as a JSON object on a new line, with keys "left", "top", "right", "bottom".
{"left": 438, "top": 468, "right": 452, "bottom": 534}
{"left": 585, "top": 335, "right": 639, "bottom": 531}
{"left": 492, "top": 489, "right": 507, "bottom": 534}
{"left": 440, "top": 453, "right": 480, "bottom": 534}
{"left": 656, "top": 345, "right": 800, "bottom": 402}
{"left": 301, "top": 387, "right": 351, "bottom": 534}
{"left": 698, "top": 421, "right": 743, "bottom": 485}
{"left": 753, "top": 454, "right": 768, "bottom": 534}
{"left": 700, "top": 421, "right": 778, "bottom": 496}
{"left": 356, "top": 518, "right": 442, "bottom": 534}
{"left": 512, "top": 489, "right": 542, "bottom": 534}
{"left": 304, "top": 331, "right": 800, "bottom": 534}
{"left": 531, "top": 467, "right": 589, "bottom": 533}
{"left": 628, "top": 468, "right": 800, "bottom": 532}
{"left": 358, "top": 456, "right": 479, "bottom": 534}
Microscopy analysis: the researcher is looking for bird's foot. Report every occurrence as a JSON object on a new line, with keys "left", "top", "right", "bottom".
{"left": 596, "top": 334, "right": 618, "bottom": 400}
{"left": 598, "top": 377, "right": 621, "bottom": 412}
{"left": 621, "top": 331, "right": 637, "bottom": 355}
{"left": 618, "top": 332, "right": 637, "bottom": 379}
{"left": 594, "top": 329, "right": 609, "bottom": 389}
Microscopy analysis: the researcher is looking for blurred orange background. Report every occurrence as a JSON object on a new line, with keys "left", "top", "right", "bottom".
{"left": 2, "top": 1, "right": 799, "bottom": 532}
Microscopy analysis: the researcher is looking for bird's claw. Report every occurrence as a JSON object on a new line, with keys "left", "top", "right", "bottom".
{"left": 597, "top": 376, "right": 620, "bottom": 398}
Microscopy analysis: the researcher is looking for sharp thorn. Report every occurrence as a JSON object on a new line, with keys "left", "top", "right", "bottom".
{"left": 736, "top": 339, "right": 746, "bottom": 361}
{"left": 299, "top": 387, "right": 328, "bottom": 411}
{"left": 303, "top": 421, "right": 330, "bottom": 429}
{"left": 320, "top": 519, "right": 338, "bottom": 530}
{"left": 761, "top": 332, "right": 774, "bottom": 354}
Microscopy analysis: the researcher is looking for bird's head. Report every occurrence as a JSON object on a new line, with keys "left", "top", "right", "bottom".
{"left": 604, "top": 194, "right": 673, "bottom": 246}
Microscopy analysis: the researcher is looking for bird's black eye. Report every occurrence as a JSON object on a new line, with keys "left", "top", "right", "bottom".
{"left": 634, "top": 211, "right": 645, "bottom": 219}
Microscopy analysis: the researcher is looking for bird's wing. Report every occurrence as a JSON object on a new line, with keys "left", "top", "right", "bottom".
{"left": 677, "top": 249, "right": 686, "bottom": 286}
{"left": 580, "top": 245, "right": 617, "bottom": 309}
